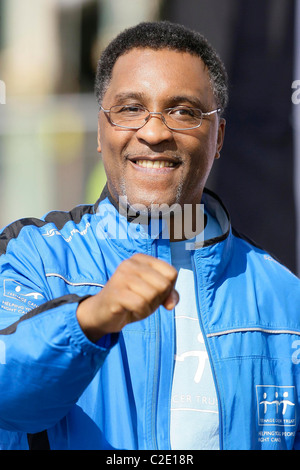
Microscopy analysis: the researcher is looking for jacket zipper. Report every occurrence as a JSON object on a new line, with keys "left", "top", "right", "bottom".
{"left": 150, "top": 239, "right": 176, "bottom": 450}
{"left": 151, "top": 310, "right": 160, "bottom": 449}
{"left": 191, "top": 254, "right": 223, "bottom": 450}
{"left": 150, "top": 241, "right": 160, "bottom": 450}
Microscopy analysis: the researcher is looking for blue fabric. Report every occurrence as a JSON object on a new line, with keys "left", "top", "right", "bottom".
{"left": 170, "top": 209, "right": 221, "bottom": 449}
{"left": 0, "top": 189, "right": 299, "bottom": 450}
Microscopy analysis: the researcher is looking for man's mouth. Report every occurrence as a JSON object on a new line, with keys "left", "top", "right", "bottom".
{"left": 127, "top": 154, "right": 181, "bottom": 170}
{"left": 134, "top": 159, "right": 176, "bottom": 168}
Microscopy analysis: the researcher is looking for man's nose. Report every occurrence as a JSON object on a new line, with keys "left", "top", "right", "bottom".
{"left": 136, "top": 113, "right": 173, "bottom": 144}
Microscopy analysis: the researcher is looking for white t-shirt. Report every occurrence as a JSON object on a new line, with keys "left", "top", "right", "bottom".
{"left": 170, "top": 208, "right": 222, "bottom": 450}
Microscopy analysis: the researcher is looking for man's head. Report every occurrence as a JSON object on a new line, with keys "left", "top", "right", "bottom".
{"left": 95, "top": 21, "right": 227, "bottom": 211}
{"left": 95, "top": 21, "right": 228, "bottom": 113}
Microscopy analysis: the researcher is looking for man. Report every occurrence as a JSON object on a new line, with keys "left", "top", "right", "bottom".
{"left": 0, "top": 21, "right": 299, "bottom": 451}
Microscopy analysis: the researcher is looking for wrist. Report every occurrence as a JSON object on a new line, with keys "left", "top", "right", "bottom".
{"left": 76, "top": 295, "right": 107, "bottom": 343}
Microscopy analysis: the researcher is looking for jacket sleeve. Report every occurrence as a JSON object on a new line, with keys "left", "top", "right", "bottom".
{"left": 0, "top": 227, "right": 116, "bottom": 434}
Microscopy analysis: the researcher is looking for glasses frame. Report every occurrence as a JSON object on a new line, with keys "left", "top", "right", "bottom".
{"left": 99, "top": 104, "right": 221, "bottom": 131}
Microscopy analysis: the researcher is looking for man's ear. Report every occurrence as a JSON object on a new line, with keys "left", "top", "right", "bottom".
{"left": 215, "top": 118, "right": 226, "bottom": 159}
{"left": 97, "top": 118, "right": 102, "bottom": 153}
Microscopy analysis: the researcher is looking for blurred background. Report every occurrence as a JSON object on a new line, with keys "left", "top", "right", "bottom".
{"left": 0, "top": 0, "right": 299, "bottom": 275}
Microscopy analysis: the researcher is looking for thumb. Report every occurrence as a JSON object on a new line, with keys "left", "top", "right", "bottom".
{"left": 163, "top": 288, "right": 179, "bottom": 310}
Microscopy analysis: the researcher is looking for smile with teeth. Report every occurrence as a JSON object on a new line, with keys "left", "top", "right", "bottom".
{"left": 134, "top": 159, "right": 175, "bottom": 168}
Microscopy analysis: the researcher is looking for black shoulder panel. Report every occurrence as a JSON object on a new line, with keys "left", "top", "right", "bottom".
{"left": 0, "top": 218, "right": 47, "bottom": 255}
{"left": 43, "top": 203, "right": 95, "bottom": 230}
{"left": 0, "top": 203, "right": 96, "bottom": 255}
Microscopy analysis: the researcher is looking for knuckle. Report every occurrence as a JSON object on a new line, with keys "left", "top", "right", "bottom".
{"left": 159, "top": 277, "right": 171, "bottom": 292}
{"left": 130, "top": 253, "right": 146, "bottom": 264}
{"left": 117, "top": 258, "right": 135, "bottom": 274}
{"left": 134, "top": 296, "right": 150, "bottom": 316}
{"left": 168, "top": 266, "right": 178, "bottom": 282}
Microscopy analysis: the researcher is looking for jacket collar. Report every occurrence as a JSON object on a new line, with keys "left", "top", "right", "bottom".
{"left": 93, "top": 184, "right": 232, "bottom": 256}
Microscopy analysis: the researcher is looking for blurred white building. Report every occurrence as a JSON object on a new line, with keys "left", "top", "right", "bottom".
{"left": 0, "top": 0, "right": 162, "bottom": 226}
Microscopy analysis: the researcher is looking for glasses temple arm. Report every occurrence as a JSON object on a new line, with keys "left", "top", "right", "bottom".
{"left": 202, "top": 108, "right": 222, "bottom": 116}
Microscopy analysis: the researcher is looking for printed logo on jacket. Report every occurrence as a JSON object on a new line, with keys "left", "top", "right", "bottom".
{"left": 256, "top": 385, "right": 296, "bottom": 445}
{"left": 1, "top": 279, "right": 45, "bottom": 315}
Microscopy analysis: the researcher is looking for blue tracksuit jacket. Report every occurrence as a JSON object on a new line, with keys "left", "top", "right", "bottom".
{"left": 0, "top": 187, "right": 299, "bottom": 450}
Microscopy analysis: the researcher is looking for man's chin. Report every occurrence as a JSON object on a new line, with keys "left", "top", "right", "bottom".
{"left": 118, "top": 193, "right": 183, "bottom": 219}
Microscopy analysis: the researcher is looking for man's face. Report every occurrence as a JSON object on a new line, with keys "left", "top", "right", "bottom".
{"left": 97, "top": 48, "right": 225, "bottom": 209}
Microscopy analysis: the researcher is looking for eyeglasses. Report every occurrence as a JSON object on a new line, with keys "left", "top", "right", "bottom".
{"left": 100, "top": 104, "right": 221, "bottom": 131}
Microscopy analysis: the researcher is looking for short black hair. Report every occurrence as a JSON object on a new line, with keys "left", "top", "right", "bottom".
{"left": 95, "top": 21, "right": 228, "bottom": 112}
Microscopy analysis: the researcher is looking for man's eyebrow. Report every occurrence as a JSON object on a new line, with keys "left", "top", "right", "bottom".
{"left": 112, "top": 92, "right": 206, "bottom": 109}
{"left": 169, "top": 95, "right": 206, "bottom": 109}
{"left": 113, "top": 92, "right": 146, "bottom": 103}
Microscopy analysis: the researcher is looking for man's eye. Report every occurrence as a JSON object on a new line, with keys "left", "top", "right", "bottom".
{"left": 119, "top": 105, "right": 145, "bottom": 114}
{"left": 171, "top": 107, "right": 198, "bottom": 117}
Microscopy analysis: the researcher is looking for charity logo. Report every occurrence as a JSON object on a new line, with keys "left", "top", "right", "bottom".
{"left": 3, "top": 279, "right": 44, "bottom": 302}
{"left": 175, "top": 332, "right": 208, "bottom": 383}
{"left": 256, "top": 385, "right": 296, "bottom": 427}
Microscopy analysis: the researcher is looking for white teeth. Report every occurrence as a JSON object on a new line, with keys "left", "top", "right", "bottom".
{"left": 135, "top": 160, "right": 174, "bottom": 168}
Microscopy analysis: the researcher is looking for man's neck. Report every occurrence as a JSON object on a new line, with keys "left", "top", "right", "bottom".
{"left": 166, "top": 205, "right": 207, "bottom": 242}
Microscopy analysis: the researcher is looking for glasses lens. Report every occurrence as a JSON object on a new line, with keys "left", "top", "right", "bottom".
{"left": 108, "top": 104, "right": 203, "bottom": 130}
{"left": 165, "top": 106, "right": 202, "bottom": 129}
{"left": 110, "top": 105, "right": 148, "bottom": 128}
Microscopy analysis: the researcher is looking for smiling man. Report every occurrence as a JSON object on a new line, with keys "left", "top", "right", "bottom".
{"left": 0, "top": 21, "right": 300, "bottom": 451}
{"left": 97, "top": 47, "right": 225, "bottom": 210}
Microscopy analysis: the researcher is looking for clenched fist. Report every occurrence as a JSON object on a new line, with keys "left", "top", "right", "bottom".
{"left": 77, "top": 253, "right": 179, "bottom": 342}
